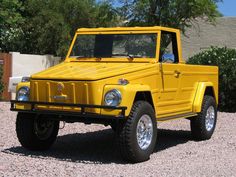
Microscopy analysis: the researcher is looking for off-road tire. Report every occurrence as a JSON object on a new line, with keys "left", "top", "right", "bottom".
{"left": 191, "top": 95, "right": 217, "bottom": 141}
{"left": 16, "top": 113, "right": 59, "bottom": 150}
{"left": 110, "top": 123, "right": 117, "bottom": 132}
{"left": 117, "top": 101, "right": 157, "bottom": 163}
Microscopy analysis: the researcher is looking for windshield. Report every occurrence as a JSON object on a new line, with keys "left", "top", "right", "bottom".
{"left": 69, "top": 33, "right": 157, "bottom": 59}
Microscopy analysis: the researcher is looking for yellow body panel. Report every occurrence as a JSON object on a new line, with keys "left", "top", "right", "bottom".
{"left": 101, "top": 84, "right": 151, "bottom": 117}
{"left": 156, "top": 63, "right": 218, "bottom": 118}
{"left": 15, "top": 26, "right": 218, "bottom": 121}
{"left": 16, "top": 82, "right": 31, "bottom": 110}
{"left": 193, "top": 82, "right": 218, "bottom": 112}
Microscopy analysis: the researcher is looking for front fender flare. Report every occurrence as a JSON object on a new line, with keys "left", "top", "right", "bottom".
{"left": 101, "top": 84, "right": 151, "bottom": 117}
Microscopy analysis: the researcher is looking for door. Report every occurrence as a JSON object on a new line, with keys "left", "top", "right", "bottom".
{"left": 156, "top": 31, "right": 190, "bottom": 118}
{"left": 158, "top": 63, "right": 182, "bottom": 117}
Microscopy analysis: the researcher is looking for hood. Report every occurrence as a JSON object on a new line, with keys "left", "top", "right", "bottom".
{"left": 31, "top": 62, "right": 154, "bottom": 81}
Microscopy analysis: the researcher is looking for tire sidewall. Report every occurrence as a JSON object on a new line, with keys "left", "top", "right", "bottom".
{"left": 202, "top": 97, "right": 217, "bottom": 137}
{"left": 16, "top": 113, "right": 59, "bottom": 150}
{"left": 130, "top": 102, "right": 157, "bottom": 160}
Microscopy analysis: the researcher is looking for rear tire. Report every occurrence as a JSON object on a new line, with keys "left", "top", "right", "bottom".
{"left": 16, "top": 113, "right": 59, "bottom": 150}
{"left": 191, "top": 95, "right": 217, "bottom": 141}
{"left": 117, "top": 101, "right": 157, "bottom": 163}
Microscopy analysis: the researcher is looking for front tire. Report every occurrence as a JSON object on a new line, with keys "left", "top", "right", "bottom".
{"left": 118, "top": 101, "right": 157, "bottom": 163}
{"left": 110, "top": 122, "right": 117, "bottom": 132}
{"left": 191, "top": 95, "right": 217, "bottom": 141}
{"left": 16, "top": 113, "right": 59, "bottom": 150}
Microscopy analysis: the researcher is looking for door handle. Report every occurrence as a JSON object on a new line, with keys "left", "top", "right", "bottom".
{"left": 174, "top": 70, "right": 181, "bottom": 78}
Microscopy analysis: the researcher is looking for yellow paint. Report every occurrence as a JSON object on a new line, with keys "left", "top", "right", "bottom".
{"left": 193, "top": 82, "right": 218, "bottom": 112}
{"left": 15, "top": 82, "right": 31, "bottom": 110}
{"left": 101, "top": 84, "right": 151, "bottom": 117}
{"left": 15, "top": 26, "right": 218, "bottom": 121}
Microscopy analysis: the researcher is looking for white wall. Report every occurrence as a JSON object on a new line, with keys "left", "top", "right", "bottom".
{"left": 10, "top": 52, "right": 61, "bottom": 98}
{"left": 11, "top": 52, "right": 61, "bottom": 77}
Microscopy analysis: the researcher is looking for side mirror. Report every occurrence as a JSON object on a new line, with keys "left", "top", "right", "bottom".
{"left": 162, "top": 53, "right": 175, "bottom": 63}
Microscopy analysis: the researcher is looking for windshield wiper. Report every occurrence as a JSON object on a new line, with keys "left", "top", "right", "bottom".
{"left": 112, "top": 54, "right": 142, "bottom": 59}
{"left": 75, "top": 56, "right": 102, "bottom": 61}
{"left": 76, "top": 56, "right": 89, "bottom": 59}
{"left": 68, "top": 56, "right": 87, "bottom": 59}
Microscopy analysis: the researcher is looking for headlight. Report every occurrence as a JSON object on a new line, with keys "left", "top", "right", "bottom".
{"left": 21, "top": 76, "right": 30, "bottom": 82}
{"left": 104, "top": 89, "right": 122, "bottom": 106}
{"left": 16, "top": 86, "right": 30, "bottom": 101}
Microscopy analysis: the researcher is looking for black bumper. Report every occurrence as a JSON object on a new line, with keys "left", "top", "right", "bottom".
{"left": 10, "top": 100, "right": 127, "bottom": 124}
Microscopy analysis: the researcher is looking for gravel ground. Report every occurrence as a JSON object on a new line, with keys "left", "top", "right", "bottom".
{"left": 0, "top": 102, "right": 235, "bottom": 177}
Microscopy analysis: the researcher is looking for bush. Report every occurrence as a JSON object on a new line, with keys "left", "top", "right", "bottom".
{"left": 187, "top": 46, "right": 236, "bottom": 112}
{"left": 0, "top": 65, "right": 3, "bottom": 98}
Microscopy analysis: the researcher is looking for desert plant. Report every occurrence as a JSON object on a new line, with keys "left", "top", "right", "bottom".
{"left": 187, "top": 46, "right": 236, "bottom": 112}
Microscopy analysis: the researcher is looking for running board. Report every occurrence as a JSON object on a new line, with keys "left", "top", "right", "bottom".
{"left": 157, "top": 112, "right": 197, "bottom": 121}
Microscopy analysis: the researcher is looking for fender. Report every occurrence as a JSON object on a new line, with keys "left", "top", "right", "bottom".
{"left": 193, "top": 82, "right": 217, "bottom": 113}
{"left": 15, "top": 82, "right": 31, "bottom": 110}
{"left": 101, "top": 84, "right": 151, "bottom": 117}
{"left": 16, "top": 82, "right": 30, "bottom": 91}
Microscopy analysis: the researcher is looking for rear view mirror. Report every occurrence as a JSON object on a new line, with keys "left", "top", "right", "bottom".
{"left": 162, "top": 53, "right": 175, "bottom": 63}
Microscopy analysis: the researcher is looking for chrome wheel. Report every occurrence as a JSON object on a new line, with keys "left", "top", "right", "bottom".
{"left": 136, "top": 114, "right": 153, "bottom": 150}
{"left": 205, "top": 106, "right": 215, "bottom": 131}
{"left": 34, "top": 119, "right": 55, "bottom": 140}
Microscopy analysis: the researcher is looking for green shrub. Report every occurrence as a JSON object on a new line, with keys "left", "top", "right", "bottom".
{"left": 0, "top": 65, "right": 3, "bottom": 98}
{"left": 187, "top": 46, "right": 236, "bottom": 112}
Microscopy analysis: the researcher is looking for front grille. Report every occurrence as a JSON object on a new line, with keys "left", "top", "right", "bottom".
{"left": 30, "top": 80, "right": 88, "bottom": 104}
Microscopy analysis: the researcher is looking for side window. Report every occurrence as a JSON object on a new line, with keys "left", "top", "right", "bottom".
{"left": 160, "top": 31, "right": 179, "bottom": 63}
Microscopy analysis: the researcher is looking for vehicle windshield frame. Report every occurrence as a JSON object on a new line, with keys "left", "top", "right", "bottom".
{"left": 66, "top": 31, "right": 160, "bottom": 61}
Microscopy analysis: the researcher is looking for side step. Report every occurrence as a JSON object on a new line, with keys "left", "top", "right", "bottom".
{"left": 158, "top": 112, "right": 197, "bottom": 122}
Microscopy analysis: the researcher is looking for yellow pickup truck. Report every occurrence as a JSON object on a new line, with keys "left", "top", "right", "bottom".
{"left": 11, "top": 26, "right": 218, "bottom": 163}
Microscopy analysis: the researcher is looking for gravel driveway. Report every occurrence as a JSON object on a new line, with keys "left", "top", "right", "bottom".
{"left": 0, "top": 102, "right": 235, "bottom": 177}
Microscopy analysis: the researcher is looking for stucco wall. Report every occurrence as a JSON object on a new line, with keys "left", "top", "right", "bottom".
{"left": 181, "top": 17, "right": 236, "bottom": 59}
{"left": 9, "top": 52, "right": 61, "bottom": 98}
{"left": 11, "top": 52, "right": 61, "bottom": 77}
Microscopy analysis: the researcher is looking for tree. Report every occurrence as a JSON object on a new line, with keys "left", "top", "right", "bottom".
{"left": 1, "top": 0, "right": 120, "bottom": 57}
{"left": 1, "top": 0, "right": 221, "bottom": 56}
{"left": 117, "top": 0, "right": 222, "bottom": 33}
{"left": 0, "top": 0, "right": 24, "bottom": 52}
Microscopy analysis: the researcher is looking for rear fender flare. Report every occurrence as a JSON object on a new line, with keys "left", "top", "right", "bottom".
{"left": 193, "top": 82, "right": 217, "bottom": 112}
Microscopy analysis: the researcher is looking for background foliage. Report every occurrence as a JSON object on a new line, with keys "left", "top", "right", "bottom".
{"left": 0, "top": 0, "right": 24, "bottom": 53}
{"left": 0, "top": 0, "right": 119, "bottom": 56}
{"left": 117, "top": 0, "right": 222, "bottom": 32}
{"left": 1, "top": 0, "right": 221, "bottom": 57}
{"left": 187, "top": 46, "right": 236, "bottom": 112}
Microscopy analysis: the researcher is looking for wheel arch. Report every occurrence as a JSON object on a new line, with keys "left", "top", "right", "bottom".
{"left": 204, "top": 86, "right": 216, "bottom": 98}
{"left": 101, "top": 84, "right": 154, "bottom": 117}
{"left": 134, "top": 91, "right": 155, "bottom": 111}
{"left": 193, "top": 82, "right": 218, "bottom": 113}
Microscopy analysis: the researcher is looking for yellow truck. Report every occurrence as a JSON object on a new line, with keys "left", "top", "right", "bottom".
{"left": 11, "top": 26, "right": 218, "bottom": 163}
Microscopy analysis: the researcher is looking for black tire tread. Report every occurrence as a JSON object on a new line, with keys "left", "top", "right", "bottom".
{"left": 191, "top": 95, "right": 217, "bottom": 141}
{"left": 16, "top": 113, "right": 59, "bottom": 150}
{"left": 118, "top": 101, "right": 157, "bottom": 163}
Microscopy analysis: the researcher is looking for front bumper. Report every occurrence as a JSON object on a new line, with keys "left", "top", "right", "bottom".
{"left": 10, "top": 100, "right": 127, "bottom": 124}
